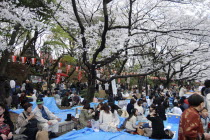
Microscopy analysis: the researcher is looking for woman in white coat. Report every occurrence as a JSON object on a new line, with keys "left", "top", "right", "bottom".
{"left": 99, "top": 103, "right": 119, "bottom": 132}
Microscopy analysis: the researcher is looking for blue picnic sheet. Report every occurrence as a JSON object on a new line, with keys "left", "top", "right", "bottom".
{"left": 52, "top": 121, "right": 179, "bottom": 140}
{"left": 10, "top": 97, "right": 75, "bottom": 122}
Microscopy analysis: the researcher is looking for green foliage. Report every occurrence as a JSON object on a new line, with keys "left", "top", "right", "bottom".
{"left": 62, "top": 55, "right": 76, "bottom": 64}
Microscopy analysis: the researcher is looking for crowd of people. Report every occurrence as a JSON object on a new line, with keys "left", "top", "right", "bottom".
{"left": 1, "top": 76, "right": 210, "bottom": 140}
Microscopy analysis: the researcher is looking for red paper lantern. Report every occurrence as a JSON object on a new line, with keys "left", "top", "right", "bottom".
{"left": 78, "top": 71, "right": 82, "bottom": 81}
{"left": 66, "top": 65, "right": 72, "bottom": 74}
{"left": 58, "top": 62, "right": 62, "bottom": 68}
{"left": 20, "top": 57, "right": 26, "bottom": 64}
{"left": 76, "top": 66, "right": 79, "bottom": 72}
{"left": 11, "top": 55, "right": 17, "bottom": 62}
{"left": 41, "top": 59, "right": 44, "bottom": 65}
{"left": 118, "top": 78, "right": 121, "bottom": 83}
{"left": 31, "top": 58, "right": 36, "bottom": 65}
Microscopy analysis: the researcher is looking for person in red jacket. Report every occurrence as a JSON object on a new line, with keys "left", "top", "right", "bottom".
{"left": 178, "top": 94, "right": 210, "bottom": 140}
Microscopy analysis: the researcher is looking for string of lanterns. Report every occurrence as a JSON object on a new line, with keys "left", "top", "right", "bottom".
{"left": 11, "top": 55, "right": 167, "bottom": 83}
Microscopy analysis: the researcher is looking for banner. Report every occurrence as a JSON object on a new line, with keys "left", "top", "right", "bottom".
{"left": 12, "top": 55, "right": 17, "bottom": 62}
{"left": 41, "top": 59, "right": 44, "bottom": 65}
{"left": 58, "top": 62, "right": 62, "bottom": 68}
{"left": 111, "top": 76, "right": 117, "bottom": 95}
{"left": 21, "top": 57, "right": 26, "bottom": 64}
{"left": 31, "top": 58, "right": 36, "bottom": 65}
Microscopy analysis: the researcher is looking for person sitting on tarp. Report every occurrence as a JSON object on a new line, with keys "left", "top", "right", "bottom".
{"left": 53, "top": 91, "right": 61, "bottom": 106}
{"left": 16, "top": 102, "right": 38, "bottom": 140}
{"left": 134, "top": 100, "right": 144, "bottom": 121}
{"left": 115, "top": 89, "right": 123, "bottom": 101}
{"left": 79, "top": 103, "right": 95, "bottom": 129}
{"left": 107, "top": 93, "right": 114, "bottom": 104}
{"left": 147, "top": 104, "right": 172, "bottom": 139}
{"left": 99, "top": 103, "right": 119, "bottom": 132}
{"left": 33, "top": 98, "right": 61, "bottom": 138}
{"left": 171, "top": 102, "right": 182, "bottom": 115}
{"left": 72, "top": 93, "right": 80, "bottom": 106}
{"left": 94, "top": 103, "right": 104, "bottom": 121}
{"left": 127, "top": 99, "right": 136, "bottom": 115}
{"left": 125, "top": 108, "right": 141, "bottom": 134}
{"left": 61, "top": 92, "right": 72, "bottom": 107}
{"left": 20, "top": 91, "right": 28, "bottom": 108}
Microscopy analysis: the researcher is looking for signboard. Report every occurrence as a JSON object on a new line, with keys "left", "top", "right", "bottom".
{"left": 111, "top": 75, "right": 117, "bottom": 95}
{"left": 30, "top": 75, "right": 42, "bottom": 83}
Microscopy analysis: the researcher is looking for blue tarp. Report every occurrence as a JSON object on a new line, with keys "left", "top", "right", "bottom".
{"left": 10, "top": 97, "right": 75, "bottom": 122}
{"left": 53, "top": 122, "right": 179, "bottom": 140}
{"left": 10, "top": 97, "right": 179, "bottom": 139}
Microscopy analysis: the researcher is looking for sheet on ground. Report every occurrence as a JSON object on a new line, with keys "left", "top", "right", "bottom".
{"left": 52, "top": 122, "right": 179, "bottom": 140}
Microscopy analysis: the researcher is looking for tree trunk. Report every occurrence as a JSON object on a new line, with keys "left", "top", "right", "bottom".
{"left": 0, "top": 50, "right": 11, "bottom": 76}
{"left": 138, "top": 77, "right": 144, "bottom": 95}
{"left": 86, "top": 68, "right": 96, "bottom": 102}
{"left": 164, "top": 80, "right": 171, "bottom": 89}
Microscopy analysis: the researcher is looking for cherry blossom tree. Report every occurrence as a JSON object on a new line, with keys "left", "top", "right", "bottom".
{"left": 42, "top": 0, "right": 210, "bottom": 100}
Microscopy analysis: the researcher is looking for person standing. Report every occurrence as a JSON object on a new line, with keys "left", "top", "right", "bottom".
{"left": 9, "top": 79, "right": 16, "bottom": 96}
{"left": 178, "top": 94, "right": 210, "bottom": 140}
{"left": 179, "top": 85, "right": 187, "bottom": 97}
{"left": 25, "top": 80, "right": 33, "bottom": 95}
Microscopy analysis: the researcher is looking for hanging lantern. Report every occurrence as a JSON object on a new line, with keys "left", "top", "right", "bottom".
{"left": 31, "top": 58, "right": 36, "bottom": 65}
{"left": 41, "top": 59, "right": 44, "bottom": 65}
{"left": 78, "top": 71, "right": 82, "bottom": 81}
{"left": 76, "top": 66, "right": 79, "bottom": 72}
{"left": 66, "top": 65, "right": 72, "bottom": 74}
{"left": 21, "top": 57, "right": 26, "bottom": 64}
{"left": 58, "top": 62, "right": 62, "bottom": 68}
{"left": 11, "top": 55, "right": 17, "bottom": 62}
{"left": 118, "top": 78, "right": 121, "bottom": 83}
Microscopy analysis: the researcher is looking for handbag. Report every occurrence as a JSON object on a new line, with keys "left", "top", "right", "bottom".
{"left": 23, "top": 113, "right": 38, "bottom": 128}
{"left": 137, "top": 128, "right": 144, "bottom": 136}
{"left": 36, "top": 130, "right": 49, "bottom": 140}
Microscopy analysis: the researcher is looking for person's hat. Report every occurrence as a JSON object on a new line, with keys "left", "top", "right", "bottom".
{"left": 65, "top": 114, "right": 72, "bottom": 121}
{"left": 36, "top": 98, "right": 44, "bottom": 105}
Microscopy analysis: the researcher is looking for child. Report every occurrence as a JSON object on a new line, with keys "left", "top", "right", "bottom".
{"left": 147, "top": 105, "right": 171, "bottom": 139}
{"left": 171, "top": 102, "right": 182, "bottom": 115}
{"left": 200, "top": 107, "right": 209, "bottom": 132}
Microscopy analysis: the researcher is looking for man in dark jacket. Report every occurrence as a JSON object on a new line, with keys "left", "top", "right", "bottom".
{"left": 25, "top": 80, "right": 34, "bottom": 95}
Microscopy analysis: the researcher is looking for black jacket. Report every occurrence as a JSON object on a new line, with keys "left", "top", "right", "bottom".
{"left": 126, "top": 103, "right": 134, "bottom": 115}
{"left": 147, "top": 115, "right": 169, "bottom": 139}
{"left": 156, "top": 105, "right": 166, "bottom": 120}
